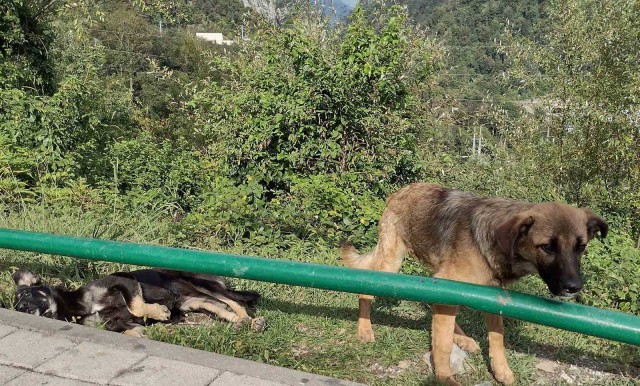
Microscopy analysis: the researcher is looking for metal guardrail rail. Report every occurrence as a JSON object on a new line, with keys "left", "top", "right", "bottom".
{"left": 0, "top": 228, "right": 638, "bottom": 346}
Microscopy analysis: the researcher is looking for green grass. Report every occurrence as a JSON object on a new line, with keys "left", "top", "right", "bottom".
{"left": 1, "top": 205, "right": 638, "bottom": 385}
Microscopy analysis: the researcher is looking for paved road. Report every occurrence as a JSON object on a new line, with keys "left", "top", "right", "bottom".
{"left": 0, "top": 308, "right": 361, "bottom": 386}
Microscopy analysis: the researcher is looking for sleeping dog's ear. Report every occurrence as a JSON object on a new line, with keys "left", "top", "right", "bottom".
{"left": 12, "top": 269, "right": 42, "bottom": 287}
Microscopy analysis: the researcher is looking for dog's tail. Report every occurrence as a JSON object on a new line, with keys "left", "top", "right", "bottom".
{"left": 340, "top": 240, "right": 376, "bottom": 270}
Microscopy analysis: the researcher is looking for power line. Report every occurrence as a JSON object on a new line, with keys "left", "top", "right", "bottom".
{"left": 444, "top": 44, "right": 504, "bottom": 48}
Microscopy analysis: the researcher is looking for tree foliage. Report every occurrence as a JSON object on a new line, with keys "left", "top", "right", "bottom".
{"left": 506, "top": 0, "right": 640, "bottom": 217}
{"left": 180, "top": 5, "right": 442, "bottom": 243}
{"left": 195, "top": 6, "right": 433, "bottom": 193}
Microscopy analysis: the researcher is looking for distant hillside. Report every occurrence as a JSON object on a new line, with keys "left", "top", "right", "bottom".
{"left": 403, "top": 0, "right": 547, "bottom": 75}
{"left": 319, "top": 0, "right": 354, "bottom": 19}
{"left": 393, "top": 0, "right": 548, "bottom": 103}
{"left": 243, "top": 0, "right": 278, "bottom": 22}
{"left": 249, "top": 0, "right": 354, "bottom": 22}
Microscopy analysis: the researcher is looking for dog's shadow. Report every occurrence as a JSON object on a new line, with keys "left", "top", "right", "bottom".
{"left": 258, "top": 296, "right": 640, "bottom": 377}
{"left": 503, "top": 318, "right": 640, "bottom": 377}
{"left": 259, "top": 296, "right": 430, "bottom": 330}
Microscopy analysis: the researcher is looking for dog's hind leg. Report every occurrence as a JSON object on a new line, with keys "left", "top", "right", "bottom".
{"left": 180, "top": 298, "right": 240, "bottom": 323}
{"left": 123, "top": 324, "right": 146, "bottom": 338}
{"left": 341, "top": 213, "right": 406, "bottom": 343}
{"left": 124, "top": 284, "right": 171, "bottom": 321}
{"left": 192, "top": 286, "right": 251, "bottom": 322}
{"left": 210, "top": 293, "right": 250, "bottom": 322}
{"left": 453, "top": 323, "right": 481, "bottom": 353}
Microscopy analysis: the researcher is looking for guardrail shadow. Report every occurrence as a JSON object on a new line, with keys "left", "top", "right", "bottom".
{"left": 259, "top": 296, "right": 640, "bottom": 378}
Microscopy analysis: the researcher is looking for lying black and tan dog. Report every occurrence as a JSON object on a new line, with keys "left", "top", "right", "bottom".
{"left": 12, "top": 268, "right": 264, "bottom": 336}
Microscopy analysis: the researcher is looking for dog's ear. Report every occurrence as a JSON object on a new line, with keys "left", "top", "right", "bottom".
{"left": 582, "top": 208, "right": 608, "bottom": 240}
{"left": 12, "top": 269, "right": 42, "bottom": 287}
{"left": 496, "top": 213, "right": 535, "bottom": 259}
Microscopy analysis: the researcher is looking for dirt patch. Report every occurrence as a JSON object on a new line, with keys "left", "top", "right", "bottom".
{"left": 533, "top": 359, "right": 636, "bottom": 385}
{"left": 367, "top": 360, "right": 416, "bottom": 379}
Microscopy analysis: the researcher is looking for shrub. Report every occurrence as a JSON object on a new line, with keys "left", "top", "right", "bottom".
{"left": 106, "top": 134, "right": 205, "bottom": 211}
{"left": 580, "top": 221, "right": 640, "bottom": 315}
{"left": 190, "top": 5, "right": 438, "bottom": 197}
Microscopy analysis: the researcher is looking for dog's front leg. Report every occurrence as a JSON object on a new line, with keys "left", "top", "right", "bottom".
{"left": 484, "top": 313, "right": 514, "bottom": 385}
{"left": 357, "top": 295, "right": 376, "bottom": 342}
{"left": 431, "top": 304, "right": 461, "bottom": 386}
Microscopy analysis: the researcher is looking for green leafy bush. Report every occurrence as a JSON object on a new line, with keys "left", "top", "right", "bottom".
{"left": 267, "top": 174, "right": 385, "bottom": 244}
{"left": 107, "top": 134, "right": 205, "bottom": 211}
{"left": 190, "top": 5, "right": 435, "bottom": 196}
{"left": 176, "top": 5, "right": 440, "bottom": 248}
{"left": 180, "top": 176, "right": 271, "bottom": 246}
{"left": 580, "top": 223, "right": 640, "bottom": 314}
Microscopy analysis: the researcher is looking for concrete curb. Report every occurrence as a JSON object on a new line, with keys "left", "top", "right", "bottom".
{"left": 0, "top": 308, "right": 361, "bottom": 386}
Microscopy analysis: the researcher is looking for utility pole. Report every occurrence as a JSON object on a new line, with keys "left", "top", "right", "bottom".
{"left": 472, "top": 129, "right": 476, "bottom": 156}
{"left": 241, "top": 14, "right": 247, "bottom": 40}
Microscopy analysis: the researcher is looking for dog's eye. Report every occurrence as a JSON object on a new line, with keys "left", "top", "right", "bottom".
{"left": 539, "top": 244, "right": 554, "bottom": 253}
{"left": 575, "top": 244, "right": 586, "bottom": 253}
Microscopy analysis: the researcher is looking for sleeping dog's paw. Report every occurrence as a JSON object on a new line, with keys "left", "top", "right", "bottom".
{"left": 233, "top": 316, "right": 267, "bottom": 332}
{"left": 123, "top": 326, "right": 147, "bottom": 338}
{"left": 157, "top": 305, "right": 171, "bottom": 321}
{"left": 233, "top": 316, "right": 252, "bottom": 330}
{"left": 146, "top": 304, "right": 171, "bottom": 321}
{"left": 250, "top": 317, "right": 266, "bottom": 333}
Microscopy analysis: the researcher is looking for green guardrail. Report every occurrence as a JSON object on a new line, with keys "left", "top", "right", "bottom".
{"left": 0, "top": 228, "right": 639, "bottom": 346}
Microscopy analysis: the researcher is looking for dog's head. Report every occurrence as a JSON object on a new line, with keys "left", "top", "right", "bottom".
{"left": 497, "top": 203, "right": 607, "bottom": 298}
{"left": 12, "top": 269, "right": 59, "bottom": 318}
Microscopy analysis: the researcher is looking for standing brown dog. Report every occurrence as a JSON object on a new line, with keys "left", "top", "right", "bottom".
{"left": 341, "top": 183, "right": 607, "bottom": 385}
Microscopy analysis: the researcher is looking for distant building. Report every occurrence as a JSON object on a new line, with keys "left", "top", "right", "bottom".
{"left": 195, "top": 33, "right": 233, "bottom": 45}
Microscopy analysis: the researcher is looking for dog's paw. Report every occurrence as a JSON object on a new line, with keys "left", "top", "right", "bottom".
{"left": 250, "top": 317, "right": 266, "bottom": 332}
{"left": 492, "top": 361, "right": 515, "bottom": 385}
{"left": 435, "top": 373, "right": 462, "bottom": 386}
{"left": 453, "top": 335, "right": 481, "bottom": 353}
{"left": 233, "top": 316, "right": 252, "bottom": 330}
{"left": 357, "top": 327, "right": 376, "bottom": 343}
{"left": 123, "top": 326, "right": 146, "bottom": 338}
{"left": 152, "top": 305, "right": 171, "bottom": 321}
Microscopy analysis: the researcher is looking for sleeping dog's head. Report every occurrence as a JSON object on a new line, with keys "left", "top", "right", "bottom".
{"left": 12, "top": 269, "right": 58, "bottom": 318}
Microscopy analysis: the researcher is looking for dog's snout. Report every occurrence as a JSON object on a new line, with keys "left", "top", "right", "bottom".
{"left": 17, "top": 304, "right": 33, "bottom": 313}
{"left": 561, "top": 280, "right": 583, "bottom": 295}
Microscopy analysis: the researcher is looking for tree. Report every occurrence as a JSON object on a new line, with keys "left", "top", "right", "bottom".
{"left": 192, "top": 5, "right": 437, "bottom": 195}
{"left": 179, "top": 5, "right": 442, "bottom": 242}
{"left": 506, "top": 0, "right": 640, "bottom": 218}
